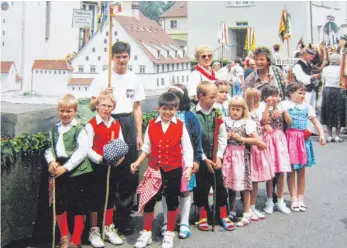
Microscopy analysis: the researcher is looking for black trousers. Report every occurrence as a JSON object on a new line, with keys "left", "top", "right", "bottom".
{"left": 55, "top": 173, "right": 90, "bottom": 216}
{"left": 193, "top": 160, "right": 227, "bottom": 209}
{"left": 111, "top": 113, "right": 139, "bottom": 218}
{"left": 144, "top": 167, "right": 182, "bottom": 213}
{"left": 89, "top": 162, "right": 117, "bottom": 212}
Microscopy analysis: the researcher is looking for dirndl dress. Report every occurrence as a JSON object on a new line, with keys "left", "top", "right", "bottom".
{"left": 222, "top": 121, "right": 252, "bottom": 191}
{"left": 286, "top": 106, "right": 316, "bottom": 170}
{"left": 250, "top": 113, "right": 274, "bottom": 182}
{"left": 263, "top": 110, "right": 291, "bottom": 173}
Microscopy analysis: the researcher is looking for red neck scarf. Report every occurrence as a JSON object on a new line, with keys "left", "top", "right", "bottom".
{"left": 196, "top": 65, "right": 216, "bottom": 81}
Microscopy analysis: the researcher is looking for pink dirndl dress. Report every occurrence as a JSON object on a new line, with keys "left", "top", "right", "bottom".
{"left": 286, "top": 128, "right": 307, "bottom": 165}
{"left": 250, "top": 113, "right": 274, "bottom": 182}
{"left": 222, "top": 119, "right": 252, "bottom": 191}
{"left": 263, "top": 112, "right": 291, "bottom": 173}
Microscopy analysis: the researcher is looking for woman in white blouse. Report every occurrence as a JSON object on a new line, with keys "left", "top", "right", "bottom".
{"left": 320, "top": 53, "right": 346, "bottom": 142}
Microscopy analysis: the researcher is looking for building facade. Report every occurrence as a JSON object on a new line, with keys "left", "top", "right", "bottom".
{"left": 187, "top": 1, "right": 347, "bottom": 60}
{"left": 159, "top": 1, "right": 188, "bottom": 50}
{"left": 1, "top": 61, "right": 21, "bottom": 92}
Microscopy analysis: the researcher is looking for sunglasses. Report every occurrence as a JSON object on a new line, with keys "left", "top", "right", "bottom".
{"left": 115, "top": 55, "right": 129, "bottom": 59}
{"left": 201, "top": 54, "right": 213, "bottom": 59}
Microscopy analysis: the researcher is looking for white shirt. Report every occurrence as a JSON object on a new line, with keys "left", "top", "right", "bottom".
{"left": 278, "top": 100, "right": 316, "bottom": 119}
{"left": 85, "top": 114, "right": 124, "bottom": 164}
{"left": 44, "top": 119, "right": 88, "bottom": 172}
{"left": 196, "top": 103, "right": 227, "bottom": 160}
{"left": 230, "top": 64, "right": 244, "bottom": 83}
{"left": 88, "top": 69, "right": 145, "bottom": 114}
{"left": 217, "top": 67, "right": 232, "bottom": 82}
{"left": 141, "top": 116, "right": 194, "bottom": 168}
{"left": 224, "top": 117, "right": 257, "bottom": 135}
{"left": 292, "top": 59, "right": 312, "bottom": 85}
{"left": 322, "top": 65, "right": 341, "bottom": 88}
{"left": 188, "top": 67, "right": 216, "bottom": 97}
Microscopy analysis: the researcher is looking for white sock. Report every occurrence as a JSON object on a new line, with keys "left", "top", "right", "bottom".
{"left": 266, "top": 198, "right": 273, "bottom": 204}
{"left": 179, "top": 193, "right": 191, "bottom": 229}
{"left": 277, "top": 198, "right": 284, "bottom": 203}
{"left": 162, "top": 196, "right": 168, "bottom": 225}
{"left": 250, "top": 205, "right": 256, "bottom": 211}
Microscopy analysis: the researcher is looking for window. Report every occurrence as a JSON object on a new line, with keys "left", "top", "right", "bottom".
{"left": 134, "top": 55, "right": 138, "bottom": 60}
{"left": 58, "top": 71, "right": 61, "bottom": 74}
{"left": 36, "top": 70, "right": 38, "bottom": 74}
{"left": 85, "top": 87, "right": 88, "bottom": 91}
{"left": 78, "top": 65, "right": 84, "bottom": 73}
{"left": 104, "top": 47, "right": 107, "bottom": 52}
{"left": 226, "top": 1, "right": 255, "bottom": 7}
{"left": 114, "top": 31, "right": 118, "bottom": 36}
{"left": 177, "top": 76, "right": 179, "bottom": 83}
{"left": 72, "top": 87, "right": 74, "bottom": 91}
{"left": 2, "top": 31, "right": 5, "bottom": 35}
{"left": 106, "top": 32, "right": 109, "bottom": 36}
{"left": 2, "top": 19, "right": 5, "bottom": 24}
{"left": 92, "top": 47, "right": 95, "bottom": 52}
{"left": 2, "top": 41, "right": 4, "bottom": 46}
{"left": 86, "top": 56, "right": 89, "bottom": 61}
{"left": 104, "top": 39, "right": 107, "bottom": 44}
{"left": 45, "top": 1, "right": 51, "bottom": 39}
{"left": 162, "top": 65, "right": 165, "bottom": 72}
{"left": 103, "top": 65, "right": 107, "bottom": 71}
{"left": 167, "top": 64, "right": 170, "bottom": 71}
{"left": 139, "top": 65, "right": 145, "bottom": 73}
{"left": 53, "top": 70, "right": 56, "bottom": 74}
{"left": 116, "top": 38, "right": 119, "bottom": 42}
{"left": 157, "top": 65, "right": 160, "bottom": 73}
{"left": 182, "top": 75, "right": 184, "bottom": 83}
{"left": 236, "top": 21, "right": 248, "bottom": 27}
{"left": 173, "top": 64, "right": 175, "bottom": 71}
{"left": 127, "top": 65, "right": 132, "bottom": 71}
{"left": 161, "top": 78, "right": 164, "bottom": 86}
{"left": 62, "top": 71, "right": 65, "bottom": 74}
{"left": 157, "top": 50, "right": 160, "bottom": 58}
{"left": 175, "top": 51, "right": 178, "bottom": 58}
{"left": 177, "top": 63, "right": 179, "bottom": 70}
{"left": 40, "top": 70, "right": 43, "bottom": 74}
{"left": 98, "top": 56, "right": 101, "bottom": 60}
{"left": 90, "top": 65, "right": 96, "bottom": 73}
{"left": 167, "top": 51, "right": 169, "bottom": 57}
{"left": 170, "top": 20, "right": 177, "bottom": 29}
{"left": 79, "top": 87, "right": 80, "bottom": 91}
{"left": 49, "top": 70, "right": 51, "bottom": 74}
{"left": 157, "top": 78, "right": 159, "bottom": 87}
{"left": 186, "top": 75, "right": 189, "bottom": 82}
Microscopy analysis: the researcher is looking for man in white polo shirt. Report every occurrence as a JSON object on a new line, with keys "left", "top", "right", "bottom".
{"left": 89, "top": 41, "right": 145, "bottom": 235}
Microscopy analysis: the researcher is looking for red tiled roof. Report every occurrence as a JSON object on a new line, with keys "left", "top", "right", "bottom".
{"left": 32, "top": 60, "right": 73, "bottom": 71}
{"left": 114, "top": 14, "right": 190, "bottom": 64}
{"left": 68, "top": 78, "right": 93, "bottom": 85}
{"left": 1, "top": 61, "right": 14, "bottom": 73}
{"left": 160, "top": 2, "right": 187, "bottom": 18}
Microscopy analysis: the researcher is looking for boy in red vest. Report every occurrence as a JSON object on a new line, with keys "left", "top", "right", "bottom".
{"left": 85, "top": 91, "right": 125, "bottom": 247}
{"left": 130, "top": 92, "right": 194, "bottom": 248}
{"left": 45, "top": 94, "right": 92, "bottom": 248}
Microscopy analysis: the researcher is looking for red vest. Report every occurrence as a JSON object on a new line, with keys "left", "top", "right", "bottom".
{"left": 148, "top": 119, "right": 183, "bottom": 172}
{"left": 89, "top": 117, "right": 120, "bottom": 156}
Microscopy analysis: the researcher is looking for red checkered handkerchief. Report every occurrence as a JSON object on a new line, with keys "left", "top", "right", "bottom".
{"left": 137, "top": 167, "right": 162, "bottom": 213}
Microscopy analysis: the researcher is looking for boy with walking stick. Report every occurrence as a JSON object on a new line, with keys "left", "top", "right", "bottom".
{"left": 45, "top": 94, "right": 92, "bottom": 248}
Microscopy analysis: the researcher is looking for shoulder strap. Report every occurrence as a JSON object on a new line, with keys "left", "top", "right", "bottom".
{"left": 271, "top": 66, "right": 285, "bottom": 100}
{"left": 50, "top": 126, "right": 57, "bottom": 159}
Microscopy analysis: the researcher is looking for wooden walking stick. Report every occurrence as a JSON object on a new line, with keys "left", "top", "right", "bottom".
{"left": 52, "top": 177, "right": 56, "bottom": 248}
{"left": 102, "top": 131, "right": 115, "bottom": 241}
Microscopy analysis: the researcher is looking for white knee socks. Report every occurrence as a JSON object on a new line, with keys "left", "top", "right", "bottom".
{"left": 162, "top": 196, "right": 168, "bottom": 224}
{"left": 179, "top": 193, "right": 191, "bottom": 227}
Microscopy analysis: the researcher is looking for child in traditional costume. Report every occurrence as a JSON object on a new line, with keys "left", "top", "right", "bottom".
{"left": 279, "top": 82, "right": 326, "bottom": 212}
{"left": 131, "top": 92, "right": 193, "bottom": 248}
{"left": 45, "top": 94, "right": 92, "bottom": 248}
{"left": 192, "top": 81, "right": 234, "bottom": 231}
{"left": 261, "top": 85, "right": 292, "bottom": 215}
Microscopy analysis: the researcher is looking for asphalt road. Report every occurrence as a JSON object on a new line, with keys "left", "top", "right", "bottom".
{"left": 83, "top": 135, "right": 347, "bottom": 248}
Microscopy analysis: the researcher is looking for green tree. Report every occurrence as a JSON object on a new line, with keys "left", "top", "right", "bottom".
{"left": 140, "top": 1, "right": 175, "bottom": 23}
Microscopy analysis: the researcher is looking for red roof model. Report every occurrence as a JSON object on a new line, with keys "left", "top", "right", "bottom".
{"left": 32, "top": 60, "right": 73, "bottom": 71}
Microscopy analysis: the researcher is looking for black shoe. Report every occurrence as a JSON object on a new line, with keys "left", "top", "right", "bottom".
{"left": 116, "top": 217, "right": 134, "bottom": 235}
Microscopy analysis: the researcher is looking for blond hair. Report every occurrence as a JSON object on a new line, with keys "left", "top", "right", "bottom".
{"left": 228, "top": 96, "right": 250, "bottom": 119}
{"left": 197, "top": 81, "right": 217, "bottom": 98}
{"left": 194, "top": 45, "right": 214, "bottom": 61}
{"left": 58, "top": 94, "right": 78, "bottom": 110}
{"left": 96, "top": 90, "right": 116, "bottom": 108}
{"left": 244, "top": 88, "right": 261, "bottom": 112}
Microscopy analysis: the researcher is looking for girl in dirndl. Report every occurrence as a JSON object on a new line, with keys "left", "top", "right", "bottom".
{"left": 161, "top": 84, "right": 202, "bottom": 239}
{"left": 279, "top": 82, "right": 326, "bottom": 212}
{"left": 223, "top": 96, "right": 264, "bottom": 227}
{"left": 261, "top": 85, "right": 292, "bottom": 215}
{"left": 244, "top": 88, "right": 274, "bottom": 222}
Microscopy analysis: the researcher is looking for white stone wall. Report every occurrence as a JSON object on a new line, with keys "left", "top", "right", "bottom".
{"left": 67, "top": 84, "right": 90, "bottom": 99}
{"left": 162, "top": 17, "right": 188, "bottom": 35}
{"left": 32, "top": 70, "right": 71, "bottom": 96}
{"left": 187, "top": 1, "right": 311, "bottom": 59}
{"left": 1, "top": 65, "right": 21, "bottom": 92}
{"left": 1, "top": 1, "right": 82, "bottom": 93}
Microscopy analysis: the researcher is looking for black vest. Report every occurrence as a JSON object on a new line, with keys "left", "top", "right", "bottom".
{"left": 294, "top": 60, "right": 315, "bottom": 92}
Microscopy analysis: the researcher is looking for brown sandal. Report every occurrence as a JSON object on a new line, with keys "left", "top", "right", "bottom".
{"left": 59, "top": 235, "right": 70, "bottom": 248}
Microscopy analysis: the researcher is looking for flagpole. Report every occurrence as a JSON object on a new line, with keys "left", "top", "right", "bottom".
{"left": 107, "top": 5, "right": 113, "bottom": 88}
